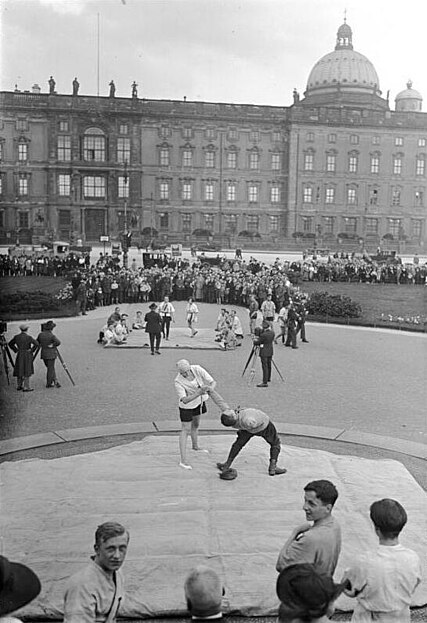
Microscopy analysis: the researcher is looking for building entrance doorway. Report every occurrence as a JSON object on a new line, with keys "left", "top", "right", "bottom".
{"left": 84, "top": 209, "right": 105, "bottom": 241}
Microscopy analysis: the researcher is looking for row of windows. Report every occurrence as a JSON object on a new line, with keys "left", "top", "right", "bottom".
{"left": 159, "top": 127, "right": 282, "bottom": 142}
{"left": 306, "top": 132, "right": 427, "bottom": 147}
{"left": 54, "top": 175, "right": 282, "bottom": 202}
{"left": 303, "top": 151, "right": 426, "bottom": 176}
{"left": 160, "top": 148, "right": 281, "bottom": 170}
{"left": 302, "top": 184, "right": 425, "bottom": 206}
{"left": 298, "top": 216, "right": 423, "bottom": 238}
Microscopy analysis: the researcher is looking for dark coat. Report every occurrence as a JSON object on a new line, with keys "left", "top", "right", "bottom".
{"left": 254, "top": 327, "right": 275, "bottom": 358}
{"left": 36, "top": 330, "right": 61, "bottom": 360}
{"left": 8, "top": 332, "right": 39, "bottom": 378}
{"left": 144, "top": 310, "right": 162, "bottom": 334}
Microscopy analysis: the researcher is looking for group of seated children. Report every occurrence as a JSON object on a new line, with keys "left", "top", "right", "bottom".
{"left": 214, "top": 308, "right": 244, "bottom": 350}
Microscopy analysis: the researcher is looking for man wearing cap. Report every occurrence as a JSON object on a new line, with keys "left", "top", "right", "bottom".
{"left": 184, "top": 565, "right": 224, "bottom": 621}
{"left": 8, "top": 324, "right": 39, "bottom": 391}
{"left": 174, "top": 359, "right": 216, "bottom": 469}
{"left": 144, "top": 303, "right": 162, "bottom": 355}
{"left": 63, "top": 521, "right": 129, "bottom": 623}
{"left": 36, "top": 321, "right": 61, "bottom": 388}
{"left": 253, "top": 319, "right": 275, "bottom": 388}
{"left": 0, "top": 555, "right": 41, "bottom": 620}
{"left": 276, "top": 480, "right": 341, "bottom": 578}
{"left": 207, "top": 387, "right": 287, "bottom": 477}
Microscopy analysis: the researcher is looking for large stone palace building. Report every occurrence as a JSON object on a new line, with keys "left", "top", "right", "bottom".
{"left": 0, "top": 20, "right": 426, "bottom": 249}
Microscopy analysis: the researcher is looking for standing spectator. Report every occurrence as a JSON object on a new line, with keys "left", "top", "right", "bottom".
{"left": 76, "top": 278, "right": 88, "bottom": 315}
{"left": 186, "top": 297, "right": 199, "bottom": 337}
{"left": 261, "top": 292, "right": 276, "bottom": 324}
{"left": 295, "top": 297, "right": 309, "bottom": 344}
{"left": 285, "top": 300, "right": 300, "bottom": 349}
{"left": 8, "top": 324, "right": 39, "bottom": 392}
{"left": 253, "top": 320, "right": 275, "bottom": 388}
{"left": 174, "top": 359, "right": 215, "bottom": 470}
{"left": 36, "top": 320, "right": 61, "bottom": 388}
{"left": 248, "top": 294, "right": 259, "bottom": 335}
{"left": 63, "top": 522, "right": 129, "bottom": 622}
{"left": 159, "top": 295, "right": 175, "bottom": 340}
{"left": 277, "top": 303, "right": 288, "bottom": 345}
{"left": 144, "top": 303, "right": 162, "bottom": 355}
{"left": 342, "top": 498, "right": 421, "bottom": 622}
{"left": 276, "top": 480, "right": 341, "bottom": 578}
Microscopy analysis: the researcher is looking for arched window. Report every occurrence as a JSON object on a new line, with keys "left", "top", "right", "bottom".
{"left": 83, "top": 127, "right": 106, "bottom": 162}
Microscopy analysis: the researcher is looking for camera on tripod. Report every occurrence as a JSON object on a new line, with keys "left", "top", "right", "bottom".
{"left": 0, "top": 320, "right": 7, "bottom": 335}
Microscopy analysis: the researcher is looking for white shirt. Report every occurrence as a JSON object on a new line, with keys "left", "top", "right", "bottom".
{"left": 344, "top": 544, "right": 421, "bottom": 622}
{"left": 174, "top": 364, "right": 214, "bottom": 410}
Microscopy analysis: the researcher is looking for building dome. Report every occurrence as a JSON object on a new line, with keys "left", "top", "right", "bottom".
{"left": 395, "top": 80, "right": 423, "bottom": 112}
{"left": 303, "top": 20, "right": 385, "bottom": 108}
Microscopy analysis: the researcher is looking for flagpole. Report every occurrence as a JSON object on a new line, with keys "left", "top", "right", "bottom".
{"left": 97, "top": 12, "right": 100, "bottom": 97}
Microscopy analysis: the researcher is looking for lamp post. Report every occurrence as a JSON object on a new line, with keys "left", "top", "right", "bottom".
{"left": 123, "top": 160, "right": 129, "bottom": 268}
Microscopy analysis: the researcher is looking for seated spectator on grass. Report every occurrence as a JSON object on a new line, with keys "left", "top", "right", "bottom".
{"left": 103, "top": 322, "right": 126, "bottom": 346}
{"left": 0, "top": 555, "right": 41, "bottom": 622}
{"left": 276, "top": 563, "right": 345, "bottom": 623}
{"left": 184, "top": 565, "right": 224, "bottom": 621}
{"left": 132, "top": 310, "right": 145, "bottom": 330}
{"left": 341, "top": 498, "right": 421, "bottom": 623}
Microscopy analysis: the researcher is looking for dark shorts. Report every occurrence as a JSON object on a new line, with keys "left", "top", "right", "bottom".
{"left": 179, "top": 401, "right": 207, "bottom": 422}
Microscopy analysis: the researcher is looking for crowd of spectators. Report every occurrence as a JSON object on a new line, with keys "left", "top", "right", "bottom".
{"left": 1, "top": 250, "right": 426, "bottom": 319}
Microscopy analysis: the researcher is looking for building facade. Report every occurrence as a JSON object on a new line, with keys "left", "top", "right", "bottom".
{"left": 0, "top": 20, "right": 425, "bottom": 249}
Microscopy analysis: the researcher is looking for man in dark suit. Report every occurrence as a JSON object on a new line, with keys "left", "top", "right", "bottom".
{"left": 253, "top": 320, "right": 275, "bottom": 388}
{"left": 144, "top": 303, "right": 162, "bottom": 355}
{"left": 8, "top": 324, "right": 39, "bottom": 391}
{"left": 36, "top": 320, "right": 61, "bottom": 388}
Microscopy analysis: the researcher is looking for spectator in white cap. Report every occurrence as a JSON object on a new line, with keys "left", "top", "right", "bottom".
{"left": 174, "top": 359, "right": 216, "bottom": 469}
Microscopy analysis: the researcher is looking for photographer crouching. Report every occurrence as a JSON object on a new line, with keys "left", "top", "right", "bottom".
{"left": 36, "top": 321, "right": 61, "bottom": 388}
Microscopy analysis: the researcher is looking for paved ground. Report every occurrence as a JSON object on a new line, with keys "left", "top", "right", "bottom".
{"left": 1, "top": 302, "right": 426, "bottom": 621}
{"left": 1, "top": 301, "right": 426, "bottom": 447}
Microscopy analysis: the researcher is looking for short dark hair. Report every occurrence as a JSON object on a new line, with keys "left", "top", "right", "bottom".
{"left": 277, "top": 563, "right": 344, "bottom": 621}
{"left": 95, "top": 522, "right": 129, "bottom": 547}
{"left": 304, "top": 480, "right": 338, "bottom": 507}
{"left": 370, "top": 499, "right": 407, "bottom": 539}
{"left": 221, "top": 413, "right": 235, "bottom": 427}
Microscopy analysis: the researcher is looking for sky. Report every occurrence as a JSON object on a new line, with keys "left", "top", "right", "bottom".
{"left": 0, "top": 0, "right": 426, "bottom": 109}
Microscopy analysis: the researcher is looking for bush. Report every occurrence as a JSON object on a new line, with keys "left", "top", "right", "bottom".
{"left": 0, "top": 290, "right": 70, "bottom": 317}
{"left": 306, "top": 291, "right": 362, "bottom": 318}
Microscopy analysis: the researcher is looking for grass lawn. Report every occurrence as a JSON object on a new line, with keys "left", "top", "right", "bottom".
{"left": 301, "top": 281, "right": 426, "bottom": 331}
{"left": 0, "top": 277, "right": 425, "bottom": 330}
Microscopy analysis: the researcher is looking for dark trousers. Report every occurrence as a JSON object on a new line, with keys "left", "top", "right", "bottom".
{"left": 43, "top": 358, "right": 57, "bottom": 386}
{"left": 226, "top": 421, "right": 281, "bottom": 465}
{"left": 149, "top": 332, "right": 161, "bottom": 353}
{"left": 260, "top": 355, "right": 272, "bottom": 384}
{"left": 285, "top": 325, "right": 297, "bottom": 347}
{"left": 161, "top": 317, "right": 172, "bottom": 338}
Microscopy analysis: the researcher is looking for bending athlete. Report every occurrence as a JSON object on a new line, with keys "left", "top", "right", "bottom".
{"left": 207, "top": 387, "right": 287, "bottom": 477}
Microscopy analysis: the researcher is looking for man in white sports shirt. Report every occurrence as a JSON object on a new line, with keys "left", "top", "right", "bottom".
{"left": 159, "top": 295, "right": 175, "bottom": 340}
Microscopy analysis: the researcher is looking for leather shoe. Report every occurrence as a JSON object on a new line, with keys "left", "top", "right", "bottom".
{"left": 55, "top": 381, "right": 61, "bottom": 388}
{"left": 302, "top": 339, "right": 309, "bottom": 343}
{"left": 257, "top": 383, "right": 268, "bottom": 388}
{"left": 155, "top": 350, "right": 161, "bottom": 354}
{"left": 23, "top": 388, "right": 34, "bottom": 392}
